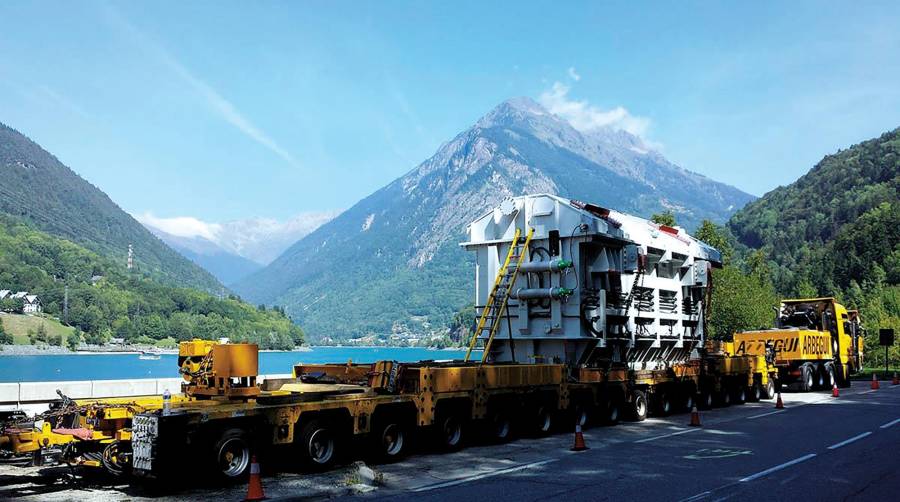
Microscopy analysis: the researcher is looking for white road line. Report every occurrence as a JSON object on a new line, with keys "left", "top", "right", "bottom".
{"left": 410, "top": 459, "right": 558, "bottom": 492}
{"left": 862, "top": 389, "right": 876, "bottom": 394}
{"left": 827, "top": 431, "right": 872, "bottom": 450}
{"left": 678, "top": 490, "right": 711, "bottom": 502}
{"left": 747, "top": 410, "right": 786, "bottom": 420}
{"left": 635, "top": 427, "right": 700, "bottom": 443}
{"left": 739, "top": 453, "right": 817, "bottom": 482}
{"left": 880, "top": 418, "right": 900, "bottom": 429}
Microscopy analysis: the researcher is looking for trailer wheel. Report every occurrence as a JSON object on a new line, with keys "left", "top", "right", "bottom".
{"left": 698, "top": 391, "right": 713, "bottom": 410}
{"left": 800, "top": 364, "right": 814, "bottom": 392}
{"left": 534, "top": 405, "right": 555, "bottom": 434}
{"left": 602, "top": 400, "right": 620, "bottom": 425}
{"left": 488, "top": 409, "right": 513, "bottom": 443}
{"left": 213, "top": 428, "right": 251, "bottom": 480}
{"left": 683, "top": 393, "right": 695, "bottom": 413}
{"left": 764, "top": 379, "right": 775, "bottom": 399}
{"left": 370, "top": 418, "right": 408, "bottom": 461}
{"left": 717, "top": 387, "right": 731, "bottom": 407}
{"left": 573, "top": 403, "right": 590, "bottom": 428}
{"left": 656, "top": 392, "right": 672, "bottom": 416}
{"left": 299, "top": 419, "right": 337, "bottom": 469}
{"left": 628, "top": 390, "right": 648, "bottom": 422}
{"left": 816, "top": 364, "right": 825, "bottom": 389}
{"left": 435, "top": 413, "right": 465, "bottom": 451}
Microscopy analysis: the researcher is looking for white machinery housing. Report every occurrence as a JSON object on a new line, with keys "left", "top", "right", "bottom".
{"left": 462, "top": 194, "right": 722, "bottom": 369}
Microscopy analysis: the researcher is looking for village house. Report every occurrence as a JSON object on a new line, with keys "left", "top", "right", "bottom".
{"left": 0, "top": 290, "right": 43, "bottom": 314}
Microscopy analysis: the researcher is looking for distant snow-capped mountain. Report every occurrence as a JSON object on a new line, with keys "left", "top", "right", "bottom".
{"left": 138, "top": 211, "right": 338, "bottom": 285}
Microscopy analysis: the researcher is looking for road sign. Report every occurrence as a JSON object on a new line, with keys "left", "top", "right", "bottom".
{"left": 880, "top": 329, "right": 895, "bottom": 346}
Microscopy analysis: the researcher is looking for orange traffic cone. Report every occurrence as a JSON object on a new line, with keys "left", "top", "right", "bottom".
{"left": 775, "top": 392, "right": 784, "bottom": 409}
{"left": 688, "top": 406, "right": 701, "bottom": 427}
{"left": 892, "top": 372, "right": 899, "bottom": 385}
{"left": 571, "top": 424, "right": 588, "bottom": 451}
{"left": 832, "top": 383, "right": 839, "bottom": 398}
{"left": 872, "top": 373, "right": 880, "bottom": 390}
{"left": 245, "top": 455, "right": 265, "bottom": 501}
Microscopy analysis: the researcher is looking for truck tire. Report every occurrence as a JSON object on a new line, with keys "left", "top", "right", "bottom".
{"left": 370, "top": 417, "right": 408, "bottom": 461}
{"left": 682, "top": 392, "right": 695, "bottom": 413}
{"left": 656, "top": 392, "right": 673, "bottom": 416}
{"left": 435, "top": 412, "right": 465, "bottom": 451}
{"left": 800, "top": 364, "right": 814, "bottom": 392}
{"left": 534, "top": 405, "right": 555, "bottom": 434}
{"left": 732, "top": 386, "right": 747, "bottom": 405}
{"left": 764, "top": 379, "right": 776, "bottom": 399}
{"left": 488, "top": 408, "right": 513, "bottom": 443}
{"left": 717, "top": 386, "right": 731, "bottom": 407}
{"left": 602, "top": 400, "right": 620, "bottom": 425}
{"left": 629, "top": 390, "right": 648, "bottom": 421}
{"left": 698, "top": 390, "right": 714, "bottom": 410}
{"left": 213, "top": 428, "right": 252, "bottom": 481}
{"left": 299, "top": 419, "right": 338, "bottom": 470}
{"left": 815, "top": 363, "right": 826, "bottom": 389}
{"left": 824, "top": 362, "right": 836, "bottom": 389}
{"left": 748, "top": 382, "right": 761, "bottom": 402}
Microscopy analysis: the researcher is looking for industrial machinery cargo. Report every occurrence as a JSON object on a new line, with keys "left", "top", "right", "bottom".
{"left": 1, "top": 194, "right": 784, "bottom": 482}
{"left": 733, "top": 298, "right": 864, "bottom": 390}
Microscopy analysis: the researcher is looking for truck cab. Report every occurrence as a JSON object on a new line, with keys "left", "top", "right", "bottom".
{"left": 734, "top": 298, "right": 862, "bottom": 390}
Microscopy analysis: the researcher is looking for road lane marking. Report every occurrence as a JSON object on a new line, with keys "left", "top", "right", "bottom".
{"left": 678, "top": 490, "right": 711, "bottom": 502}
{"left": 410, "top": 458, "right": 558, "bottom": 492}
{"left": 635, "top": 428, "right": 699, "bottom": 443}
{"left": 738, "top": 453, "right": 817, "bottom": 482}
{"left": 862, "top": 389, "right": 876, "bottom": 394}
{"left": 880, "top": 418, "right": 900, "bottom": 429}
{"left": 747, "top": 410, "right": 786, "bottom": 420}
{"left": 827, "top": 431, "right": 872, "bottom": 449}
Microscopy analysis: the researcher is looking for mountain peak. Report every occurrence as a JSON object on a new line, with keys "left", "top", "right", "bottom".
{"left": 476, "top": 96, "right": 561, "bottom": 129}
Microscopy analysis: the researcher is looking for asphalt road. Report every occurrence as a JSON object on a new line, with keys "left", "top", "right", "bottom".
{"left": 2, "top": 382, "right": 898, "bottom": 501}
{"left": 360, "top": 383, "right": 900, "bottom": 502}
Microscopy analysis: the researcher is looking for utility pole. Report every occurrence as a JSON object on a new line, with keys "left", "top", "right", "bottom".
{"left": 127, "top": 244, "right": 134, "bottom": 270}
{"left": 63, "top": 284, "right": 69, "bottom": 325}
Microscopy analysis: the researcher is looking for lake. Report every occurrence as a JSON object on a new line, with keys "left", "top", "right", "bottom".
{"left": 0, "top": 347, "right": 474, "bottom": 383}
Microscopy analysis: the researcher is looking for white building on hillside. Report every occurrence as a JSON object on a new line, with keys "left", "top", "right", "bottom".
{"left": 22, "top": 295, "right": 42, "bottom": 314}
{"left": 0, "top": 290, "right": 10, "bottom": 300}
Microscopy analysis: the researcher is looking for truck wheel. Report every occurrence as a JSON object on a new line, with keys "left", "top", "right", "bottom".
{"left": 683, "top": 393, "right": 695, "bottom": 413}
{"left": 299, "top": 419, "right": 337, "bottom": 469}
{"left": 629, "top": 391, "right": 648, "bottom": 422}
{"left": 435, "top": 413, "right": 465, "bottom": 451}
{"left": 816, "top": 364, "right": 825, "bottom": 389}
{"left": 824, "top": 363, "right": 836, "bottom": 389}
{"left": 800, "top": 364, "right": 814, "bottom": 392}
{"left": 213, "top": 428, "right": 251, "bottom": 480}
{"left": 101, "top": 440, "right": 131, "bottom": 477}
{"left": 370, "top": 418, "right": 408, "bottom": 461}
{"left": 717, "top": 387, "right": 731, "bottom": 407}
{"left": 573, "top": 403, "right": 590, "bottom": 428}
{"left": 764, "top": 379, "right": 775, "bottom": 399}
{"left": 733, "top": 386, "right": 747, "bottom": 405}
{"left": 748, "top": 383, "right": 761, "bottom": 402}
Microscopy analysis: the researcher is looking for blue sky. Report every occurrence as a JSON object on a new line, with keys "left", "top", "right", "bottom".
{"left": 1, "top": 1, "right": 899, "bottom": 223}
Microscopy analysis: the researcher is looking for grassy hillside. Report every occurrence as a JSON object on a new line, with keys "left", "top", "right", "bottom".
{"left": 0, "top": 313, "right": 74, "bottom": 345}
{"left": 0, "top": 214, "right": 303, "bottom": 350}
{"left": 0, "top": 122, "right": 222, "bottom": 292}
{"left": 728, "top": 127, "right": 900, "bottom": 365}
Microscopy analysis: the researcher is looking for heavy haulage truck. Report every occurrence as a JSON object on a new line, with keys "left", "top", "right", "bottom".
{"left": 733, "top": 298, "right": 864, "bottom": 390}
{"left": 1, "top": 194, "right": 806, "bottom": 482}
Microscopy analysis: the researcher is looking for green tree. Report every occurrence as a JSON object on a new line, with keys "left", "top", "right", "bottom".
{"left": 694, "top": 220, "right": 734, "bottom": 265}
{"left": 651, "top": 210, "right": 677, "bottom": 227}
{"left": 0, "top": 323, "right": 12, "bottom": 345}
{"left": 708, "top": 266, "right": 778, "bottom": 340}
{"left": 66, "top": 329, "right": 82, "bottom": 351}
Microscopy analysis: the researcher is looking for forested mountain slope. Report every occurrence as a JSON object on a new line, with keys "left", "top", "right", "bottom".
{"left": 729, "top": 127, "right": 900, "bottom": 294}
{"left": 0, "top": 123, "right": 222, "bottom": 292}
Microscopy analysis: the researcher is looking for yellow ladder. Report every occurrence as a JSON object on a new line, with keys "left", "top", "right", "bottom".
{"left": 465, "top": 227, "right": 534, "bottom": 364}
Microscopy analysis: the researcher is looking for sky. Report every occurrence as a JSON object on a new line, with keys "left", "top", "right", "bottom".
{"left": 1, "top": 1, "right": 899, "bottom": 226}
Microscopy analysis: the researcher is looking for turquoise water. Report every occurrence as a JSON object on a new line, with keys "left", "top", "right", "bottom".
{"left": 0, "top": 347, "right": 473, "bottom": 383}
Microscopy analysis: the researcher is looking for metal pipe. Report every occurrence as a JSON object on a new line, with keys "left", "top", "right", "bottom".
{"left": 514, "top": 287, "right": 574, "bottom": 300}
{"left": 518, "top": 259, "right": 573, "bottom": 273}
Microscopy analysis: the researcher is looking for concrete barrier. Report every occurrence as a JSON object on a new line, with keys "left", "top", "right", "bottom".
{"left": 1, "top": 374, "right": 298, "bottom": 407}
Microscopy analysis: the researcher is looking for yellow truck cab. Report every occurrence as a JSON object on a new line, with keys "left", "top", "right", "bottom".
{"left": 733, "top": 298, "right": 863, "bottom": 390}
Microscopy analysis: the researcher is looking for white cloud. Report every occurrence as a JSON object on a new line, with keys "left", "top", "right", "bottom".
{"left": 105, "top": 7, "right": 299, "bottom": 167}
{"left": 567, "top": 67, "right": 581, "bottom": 82}
{"left": 135, "top": 212, "right": 221, "bottom": 241}
{"left": 539, "top": 82, "right": 651, "bottom": 139}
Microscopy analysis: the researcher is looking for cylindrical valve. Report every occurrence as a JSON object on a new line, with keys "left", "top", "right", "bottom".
{"left": 515, "top": 287, "right": 574, "bottom": 300}
{"left": 518, "top": 259, "right": 573, "bottom": 273}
